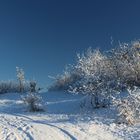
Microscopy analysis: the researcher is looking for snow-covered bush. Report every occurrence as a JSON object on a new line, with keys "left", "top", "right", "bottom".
{"left": 16, "top": 67, "right": 25, "bottom": 93}
{"left": 116, "top": 87, "right": 140, "bottom": 125}
{"left": 22, "top": 81, "right": 43, "bottom": 112}
{"left": 48, "top": 66, "right": 81, "bottom": 91}
{"left": 116, "top": 99, "right": 135, "bottom": 125}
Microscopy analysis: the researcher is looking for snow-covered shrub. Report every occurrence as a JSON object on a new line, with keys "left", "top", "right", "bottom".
{"left": 16, "top": 67, "right": 25, "bottom": 93}
{"left": 22, "top": 92, "right": 43, "bottom": 112}
{"left": 22, "top": 81, "right": 44, "bottom": 112}
{"left": 116, "top": 87, "right": 140, "bottom": 125}
{"left": 116, "top": 99, "right": 135, "bottom": 125}
{"left": 48, "top": 66, "right": 81, "bottom": 91}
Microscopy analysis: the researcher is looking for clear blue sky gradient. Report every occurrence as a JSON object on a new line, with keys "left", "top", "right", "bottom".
{"left": 0, "top": 0, "right": 140, "bottom": 86}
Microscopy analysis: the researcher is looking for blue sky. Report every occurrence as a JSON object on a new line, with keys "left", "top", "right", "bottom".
{"left": 0, "top": 0, "right": 140, "bottom": 87}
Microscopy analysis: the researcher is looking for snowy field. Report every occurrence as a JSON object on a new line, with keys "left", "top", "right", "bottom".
{"left": 0, "top": 91, "right": 140, "bottom": 140}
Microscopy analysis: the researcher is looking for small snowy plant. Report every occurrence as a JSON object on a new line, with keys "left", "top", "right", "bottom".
{"left": 22, "top": 81, "right": 43, "bottom": 112}
{"left": 116, "top": 87, "right": 140, "bottom": 125}
{"left": 16, "top": 67, "right": 25, "bottom": 93}
{"left": 116, "top": 99, "right": 135, "bottom": 125}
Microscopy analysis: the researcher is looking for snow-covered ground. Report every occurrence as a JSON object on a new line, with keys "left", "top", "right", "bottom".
{"left": 0, "top": 91, "right": 139, "bottom": 140}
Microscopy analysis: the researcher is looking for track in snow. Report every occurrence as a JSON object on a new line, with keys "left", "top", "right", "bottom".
{"left": 0, "top": 114, "right": 77, "bottom": 140}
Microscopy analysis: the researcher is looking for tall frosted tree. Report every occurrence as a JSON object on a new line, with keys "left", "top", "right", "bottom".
{"left": 16, "top": 67, "right": 25, "bottom": 93}
{"left": 70, "top": 48, "right": 117, "bottom": 108}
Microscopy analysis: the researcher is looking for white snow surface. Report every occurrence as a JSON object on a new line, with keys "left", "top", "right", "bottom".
{"left": 0, "top": 91, "right": 139, "bottom": 140}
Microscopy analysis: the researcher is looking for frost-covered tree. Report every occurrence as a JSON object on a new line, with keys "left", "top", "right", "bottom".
{"left": 22, "top": 81, "right": 44, "bottom": 112}
{"left": 70, "top": 48, "right": 117, "bottom": 108}
{"left": 16, "top": 67, "right": 25, "bottom": 93}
